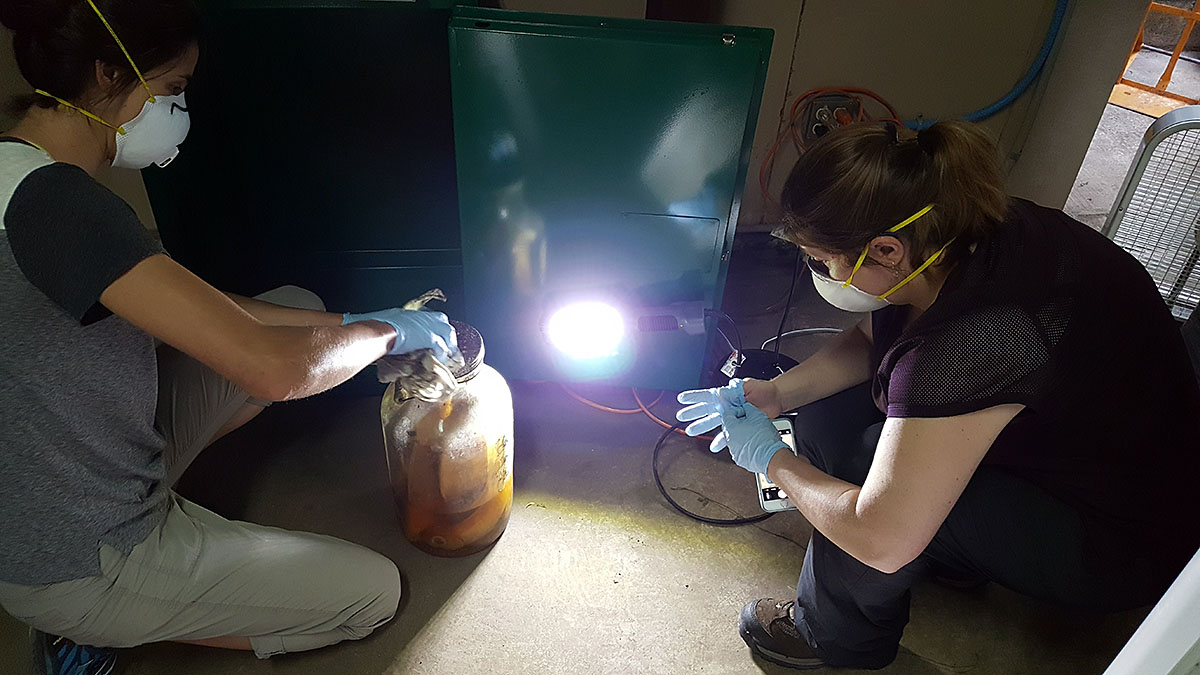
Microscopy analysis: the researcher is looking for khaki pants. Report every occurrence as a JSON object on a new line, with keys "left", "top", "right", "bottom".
{"left": 0, "top": 287, "right": 401, "bottom": 659}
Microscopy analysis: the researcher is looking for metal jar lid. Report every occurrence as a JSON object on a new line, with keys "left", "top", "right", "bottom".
{"left": 450, "top": 320, "right": 485, "bottom": 382}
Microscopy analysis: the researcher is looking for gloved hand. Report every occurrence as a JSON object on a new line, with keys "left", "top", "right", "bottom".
{"left": 342, "top": 308, "right": 458, "bottom": 361}
{"left": 676, "top": 379, "right": 790, "bottom": 476}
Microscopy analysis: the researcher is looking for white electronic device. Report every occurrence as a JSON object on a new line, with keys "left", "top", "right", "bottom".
{"left": 757, "top": 417, "right": 798, "bottom": 513}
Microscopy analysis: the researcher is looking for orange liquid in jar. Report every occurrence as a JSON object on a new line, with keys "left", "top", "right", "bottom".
{"left": 399, "top": 476, "right": 513, "bottom": 557}
{"left": 393, "top": 420, "right": 513, "bottom": 557}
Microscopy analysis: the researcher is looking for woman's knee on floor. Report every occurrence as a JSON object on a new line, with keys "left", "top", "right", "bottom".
{"left": 337, "top": 547, "right": 402, "bottom": 639}
{"left": 788, "top": 385, "right": 883, "bottom": 483}
{"left": 791, "top": 420, "right": 882, "bottom": 485}
{"left": 253, "top": 285, "right": 326, "bottom": 312}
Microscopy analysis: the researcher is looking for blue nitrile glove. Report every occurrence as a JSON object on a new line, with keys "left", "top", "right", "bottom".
{"left": 675, "top": 385, "right": 725, "bottom": 437}
{"left": 341, "top": 309, "right": 458, "bottom": 360}
{"left": 676, "top": 379, "right": 790, "bottom": 476}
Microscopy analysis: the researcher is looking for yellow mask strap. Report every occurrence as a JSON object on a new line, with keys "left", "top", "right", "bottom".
{"left": 841, "top": 203, "right": 936, "bottom": 288}
{"left": 23, "top": 139, "right": 51, "bottom": 156}
{"left": 31, "top": 2, "right": 153, "bottom": 136}
{"left": 84, "top": 0, "right": 156, "bottom": 103}
{"left": 843, "top": 248, "right": 872, "bottom": 289}
{"left": 33, "top": 89, "right": 126, "bottom": 134}
{"left": 877, "top": 238, "right": 955, "bottom": 301}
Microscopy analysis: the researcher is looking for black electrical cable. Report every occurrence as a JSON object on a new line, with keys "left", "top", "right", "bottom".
{"left": 652, "top": 420, "right": 775, "bottom": 526}
{"left": 773, "top": 249, "right": 804, "bottom": 357}
{"left": 730, "top": 240, "right": 811, "bottom": 320}
{"left": 715, "top": 326, "right": 736, "bottom": 355}
{"left": 705, "top": 309, "right": 743, "bottom": 354}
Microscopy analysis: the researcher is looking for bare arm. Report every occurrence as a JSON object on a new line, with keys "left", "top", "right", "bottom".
{"left": 766, "top": 404, "right": 1023, "bottom": 573}
{"left": 101, "top": 255, "right": 395, "bottom": 401}
{"left": 772, "top": 316, "right": 874, "bottom": 411}
{"left": 224, "top": 293, "right": 342, "bottom": 328}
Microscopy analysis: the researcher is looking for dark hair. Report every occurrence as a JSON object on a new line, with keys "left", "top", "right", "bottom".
{"left": 778, "top": 120, "right": 1009, "bottom": 268}
{"left": 0, "top": 0, "right": 201, "bottom": 112}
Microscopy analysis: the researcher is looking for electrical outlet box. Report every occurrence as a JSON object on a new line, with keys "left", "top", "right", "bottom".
{"left": 802, "top": 95, "right": 862, "bottom": 144}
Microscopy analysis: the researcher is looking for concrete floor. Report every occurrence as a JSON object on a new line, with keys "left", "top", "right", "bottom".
{"left": 0, "top": 237, "right": 1152, "bottom": 674}
{"left": 1065, "top": 103, "right": 1150, "bottom": 231}
{"left": 1064, "top": 50, "right": 1200, "bottom": 230}
{"left": 1125, "top": 49, "right": 1200, "bottom": 103}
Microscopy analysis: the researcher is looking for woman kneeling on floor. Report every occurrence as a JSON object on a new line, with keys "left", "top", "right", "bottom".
{"left": 677, "top": 120, "right": 1200, "bottom": 670}
{"left": 0, "top": 2, "right": 458, "bottom": 672}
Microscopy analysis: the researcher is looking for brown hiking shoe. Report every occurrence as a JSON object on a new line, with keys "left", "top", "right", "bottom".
{"left": 738, "top": 598, "right": 826, "bottom": 670}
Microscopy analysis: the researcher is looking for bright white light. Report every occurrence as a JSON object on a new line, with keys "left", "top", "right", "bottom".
{"left": 547, "top": 302, "right": 625, "bottom": 360}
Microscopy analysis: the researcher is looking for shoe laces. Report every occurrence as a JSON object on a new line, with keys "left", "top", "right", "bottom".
{"left": 48, "top": 635, "right": 115, "bottom": 675}
{"left": 769, "top": 601, "right": 801, "bottom": 639}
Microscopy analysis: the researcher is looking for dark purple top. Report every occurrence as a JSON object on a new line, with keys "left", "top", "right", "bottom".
{"left": 871, "top": 198, "right": 1200, "bottom": 546}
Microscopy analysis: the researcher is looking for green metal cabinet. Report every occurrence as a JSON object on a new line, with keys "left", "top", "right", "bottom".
{"left": 145, "top": 1, "right": 466, "bottom": 314}
{"left": 450, "top": 8, "right": 771, "bottom": 390}
{"left": 145, "top": 3, "right": 770, "bottom": 391}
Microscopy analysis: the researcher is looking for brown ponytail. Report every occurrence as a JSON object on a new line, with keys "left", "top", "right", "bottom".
{"left": 778, "top": 120, "right": 1008, "bottom": 267}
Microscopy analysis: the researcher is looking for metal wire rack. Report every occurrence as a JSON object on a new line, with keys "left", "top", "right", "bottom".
{"left": 1104, "top": 106, "right": 1200, "bottom": 320}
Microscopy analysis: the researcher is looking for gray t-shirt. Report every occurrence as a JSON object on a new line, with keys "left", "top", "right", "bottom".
{"left": 0, "top": 138, "right": 170, "bottom": 585}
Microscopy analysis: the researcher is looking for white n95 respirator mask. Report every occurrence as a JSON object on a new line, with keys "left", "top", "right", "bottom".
{"left": 113, "top": 93, "right": 191, "bottom": 169}
{"left": 805, "top": 203, "right": 951, "bottom": 313}
{"left": 808, "top": 257, "right": 890, "bottom": 313}
{"left": 31, "top": 0, "right": 191, "bottom": 170}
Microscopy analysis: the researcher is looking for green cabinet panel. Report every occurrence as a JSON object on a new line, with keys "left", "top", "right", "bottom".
{"left": 450, "top": 8, "right": 771, "bottom": 390}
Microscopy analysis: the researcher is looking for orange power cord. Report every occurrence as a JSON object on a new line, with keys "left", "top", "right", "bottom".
{"left": 560, "top": 383, "right": 711, "bottom": 440}
{"left": 561, "top": 384, "right": 662, "bottom": 414}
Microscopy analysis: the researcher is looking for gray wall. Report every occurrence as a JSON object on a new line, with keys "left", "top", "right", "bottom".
{"left": 721, "top": 0, "right": 1147, "bottom": 231}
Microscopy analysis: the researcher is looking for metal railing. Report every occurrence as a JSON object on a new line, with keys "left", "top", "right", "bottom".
{"left": 1117, "top": 2, "right": 1200, "bottom": 108}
